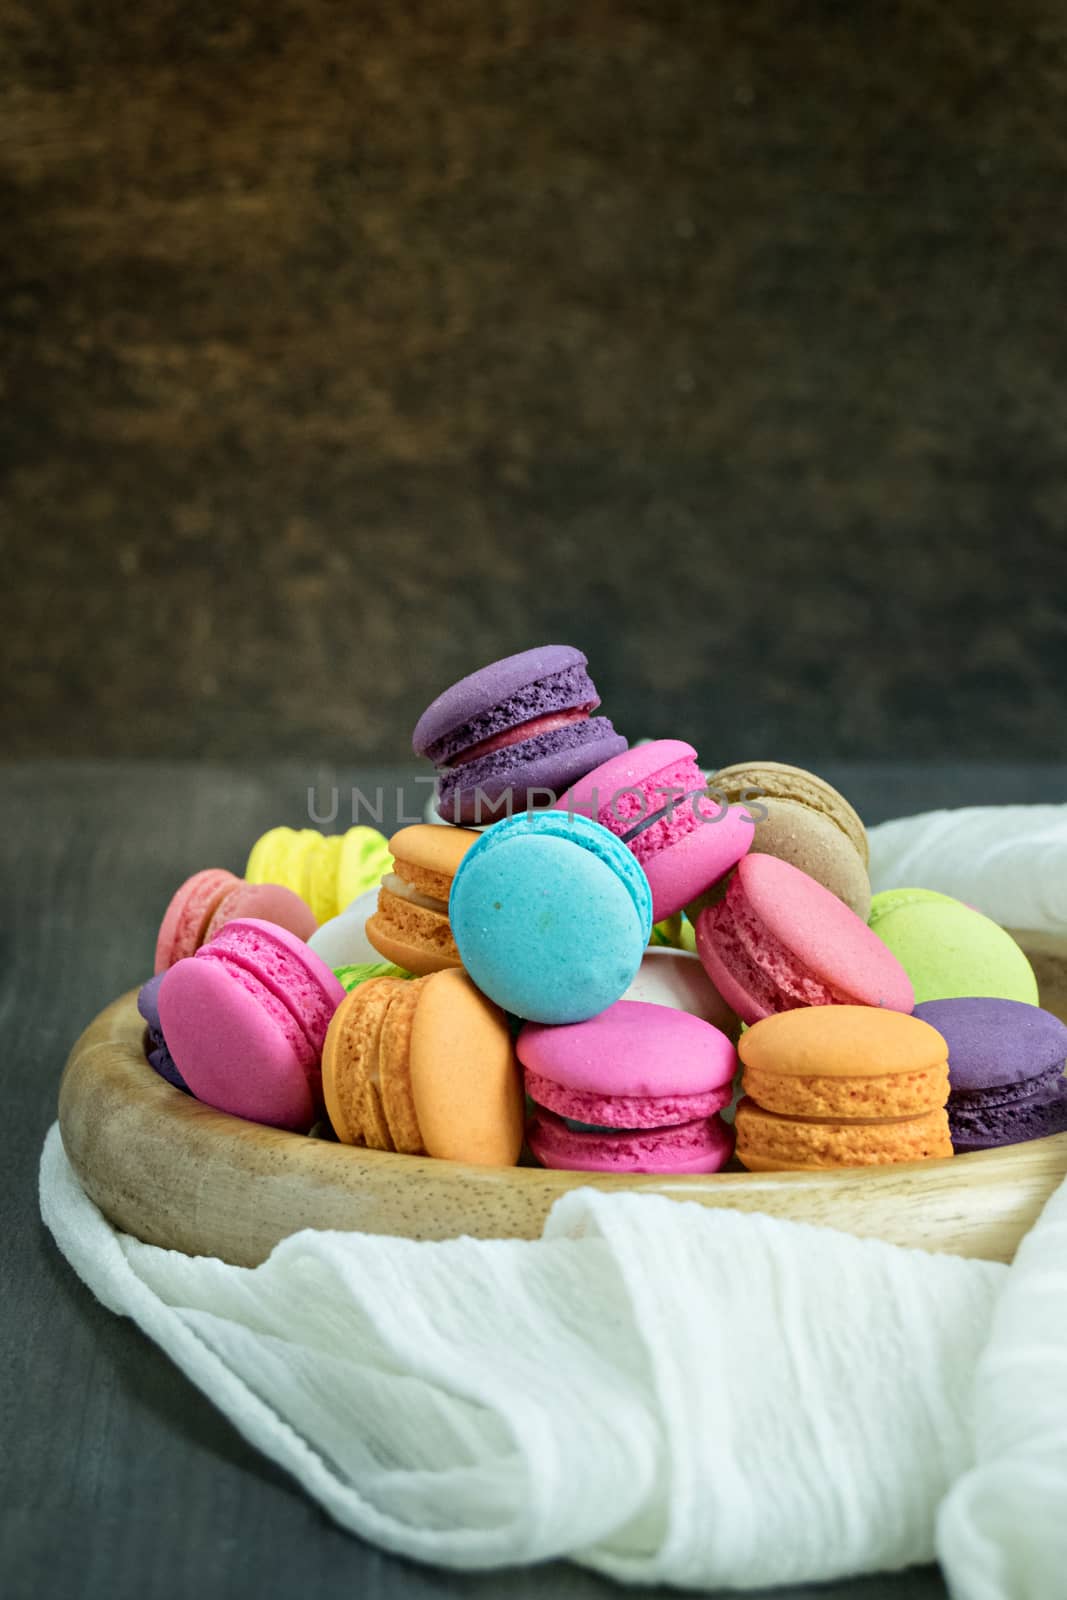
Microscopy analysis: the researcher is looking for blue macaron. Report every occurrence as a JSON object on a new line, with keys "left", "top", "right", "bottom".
{"left": 449, "top": 812, "right": 654, "bottom": 1023}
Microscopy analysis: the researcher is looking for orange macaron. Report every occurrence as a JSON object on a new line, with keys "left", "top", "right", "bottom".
{"left": 365, "top": 824, "right": 479, "bottom": 976}
{"left": 735, "top": 1006, "right": 953, "bottom": 1170}
{"left": 322, "top": 968, "right": 524, "bottom": 1166}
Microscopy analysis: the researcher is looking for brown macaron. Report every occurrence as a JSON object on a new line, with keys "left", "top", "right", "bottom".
{"left": 322, "top": 969, "right": 524, "bottom": 1166}
{"left": 365, "top": 823, "right": 479, "bottom": 976}
{"left": 706, "top": 761, "right": 871, "bottom": 919}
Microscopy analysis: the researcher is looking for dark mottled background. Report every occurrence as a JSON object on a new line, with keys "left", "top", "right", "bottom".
{"left": 2, "top": 1, "right": 1065, "bottom": 766}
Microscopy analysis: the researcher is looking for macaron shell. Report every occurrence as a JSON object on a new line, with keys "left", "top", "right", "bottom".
{"left": 554, "top": 739, "right": 698, "bottom": 820}
{"left": 524, "top": 1069, "right": 732, "bottom": 1128}
{"left": 450, "top": 828, "right": 650, "bottom": 1023}
{"left": 735, "top": 1098, "right": 953, "bottom": 1170}
{"left": 137, "top": 972, "right": 188, "bottom": 1091}
{"left": 435, "top": 720, "right": 628, "bottom": 825}
{"left": 308, "top": 833, "right": 344, "bottom": 924}
{"left": 738, "top": 1005, "right": 949, "bottom": 1078}
{"left": 201, "top": 918, "right": 345, "bottom": 1054}
{"left": 949, "top": 1069, "right": 1067, "bottom": 1152}
{"left": 695, "top": 887, "right": 855, "bottom": 1022}
{"left": 409, "top": 969, "right": 523, "bottom": 1166}
{"left": 334, "top": 961, "right": 415, "bottom": 992}
{"left": 518, "top": 1000, "right": 737, "bottom": 1097}
{"left": 639, "top": 806, "right": 754, "bottom": 922}
{"left": 868, "top": 891, "right": 1039, "bottom": 1005}
{"left": 741, "top": 1061, "right": 950, "bottom": 1120}
{"left": 159, "top": 958, "right": 316, "bottom": 1131}
{"left": 336, "top": 827, "right": 394, "bottom": 913}
{"left": 308, "top": 890, "right": 382, "bottom": 968}
{"left": 528, "top": 1108, "right": 735, "bottom": 1174}
{"left": 388, "top": 823, "right": 480, "bottom": 882}
{"left": 912, "top": 997, "right": 1067, "bottom": 1090}
{"left": 413, "top": 645, "right": 594, "bottom": 756}
{"left": 280, "top": 830, "right": 322, "bottom": 914}
{"left": 738, "top": 797, "right": 871, "bottom": 920}
{"left": 711, "top": 761, "right": 869, "bottom": 866}
{"left": 553, "top": 740, "right": 747, "bottom": 923}
{"left": 245, "top": 828, "right": 292, "bottom": 887}
{"left": 697, "top": 855, "right": 914, "bottom": 1022}
{"left": 203, "top": 881, "right": 318, "bottom": 945}
{"left": 154, "top": 868, "right": 241, "bottom": 972}
{"left": 321, "top": 977, "right": 400, "bottom": 1148}
{"left": 377, "top": 978, "right": 425, "bottom": 1154}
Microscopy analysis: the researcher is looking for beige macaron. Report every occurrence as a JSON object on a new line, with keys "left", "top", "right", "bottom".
{"left": 706, "top": 761, "right": 871, "bottom": 919}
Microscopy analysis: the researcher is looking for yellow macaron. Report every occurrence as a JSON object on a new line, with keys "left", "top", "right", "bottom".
{"left": 246, "top": 825, "right": 392, "bottom": 924}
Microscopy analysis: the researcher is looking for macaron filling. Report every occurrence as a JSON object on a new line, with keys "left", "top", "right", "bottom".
{"left": 379, "top": 873, "right": 448, "bottom": 915}
{"left": 421, "top": 662, "right": 600, "bottom": 765}
{"left": 525, "top": 1069, "right": 732, "bottom": 1128}
{"left": 704, "top": 885, "right": 853, "bottom": 1013}
{"left": 446, "top": 706, "right": 596, "bottom": 767}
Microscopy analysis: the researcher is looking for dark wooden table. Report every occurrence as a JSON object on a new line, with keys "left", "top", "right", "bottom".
{"left": 6, "top": 760, "right": 1064, "bottom": 1600}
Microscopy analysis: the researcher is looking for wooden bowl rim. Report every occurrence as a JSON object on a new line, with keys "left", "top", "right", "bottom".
{"left": 56, "top": 930, "right": 1067, "bottom": 1266}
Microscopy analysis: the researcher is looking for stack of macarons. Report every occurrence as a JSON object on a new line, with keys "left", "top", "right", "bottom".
{"left": 734, "top": 1008, "right": 954, "bottom": 1170}
{"left": 134, "top": 641, "right": 1063, "bottom": 1179}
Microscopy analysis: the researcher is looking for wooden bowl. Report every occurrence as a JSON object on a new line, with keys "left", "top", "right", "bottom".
{"left": 58, "top": 931, "right": 1067, "bottom": 1267}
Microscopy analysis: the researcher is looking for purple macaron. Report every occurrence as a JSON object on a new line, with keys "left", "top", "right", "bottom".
{"left": 137, "top": 972, "right": 189, "bottom": 1092}
{"left": 412, "top": 645, "right": 628, "bottom": 825}
{"left": 914, "top": 997, "right": 1067, "bottom": 1153}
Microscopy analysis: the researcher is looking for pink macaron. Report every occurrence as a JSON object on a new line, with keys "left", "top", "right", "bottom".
{"left": 518, "top": 999, "right": 737, "bottom": 1173}
{"left": 158, "top": 918, "right": 345, "bottom": 1131}
{"left": 202, "top": 880, "right": 317, "bottom": 945}
{"left": 695, "top": 852, "right": 915, "bottom": 1025}
{"left": 154, "top": 867, "right": 241, "bottom": 973}
{"left": 552, "top": 739, "right": 753, "bottom": 921}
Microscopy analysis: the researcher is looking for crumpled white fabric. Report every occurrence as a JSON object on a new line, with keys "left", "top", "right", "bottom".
{"left": 937, "top": 1173, "right": 1067, "bottom": 1600}
{"left": 868, "top": 805, "right": 1067, "bottom": 933}
{"left": 40, "top": 1125, "right": 1005, "bottom": 1587}
{"left": 40, "top": 804, "right": 1067, "bottom": 1595}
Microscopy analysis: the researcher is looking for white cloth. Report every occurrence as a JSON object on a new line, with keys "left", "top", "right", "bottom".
{"left": 869, "top": 805, "right": 1067, "bottom": 933}
{"left": 39, "top": 1127, "right": 1005, "bottom": 1586}
{"left": 40, "top": 804, "right": 1067, "bottom": 1595}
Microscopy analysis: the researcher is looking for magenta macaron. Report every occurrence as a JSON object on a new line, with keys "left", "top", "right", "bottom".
{"left": 518, "top": 999, "right": 737, "bottom": 1174}
{"left": 158, "top": 917, "right": 345, "bottom": 1131}
{"left": 553, "top": 738, "right": 753, "bottom": 921}
{"left": 695, "top": 852, "right": 915, "bottom": 1025}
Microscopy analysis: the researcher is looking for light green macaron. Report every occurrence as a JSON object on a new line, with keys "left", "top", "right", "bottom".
{"left": 333, "top": 960, "right": 414, "bottom": 992}
{"left": 868, "top": 888, "right": 1038, "bottom": 1005}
